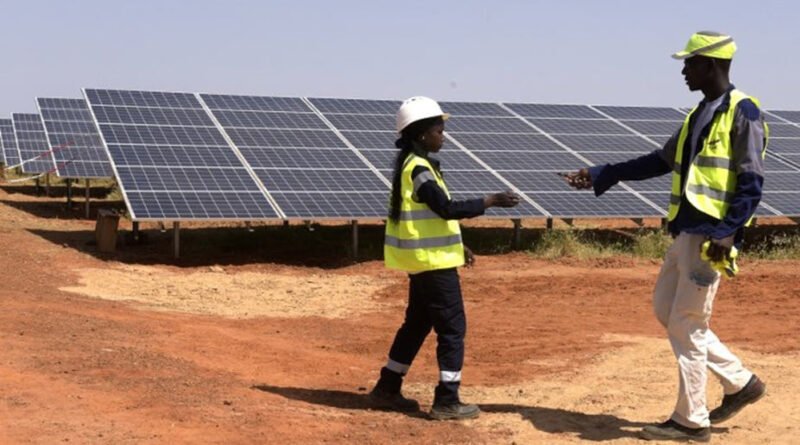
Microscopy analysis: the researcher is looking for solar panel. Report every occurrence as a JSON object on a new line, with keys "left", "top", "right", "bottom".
{"left": 85, "top": 89, "right": 279, "bottom": 220}
{"left": 37, "top": 97, "right": 113, "bottom": 178}
{"left": 503, "top": 103, "right": 603, "bottom": 119}
{"left": 448, "top": 133, "right": 564, "bottom": 151}
{"left": 0, "top": 119, "right": 19, "bottom": 166}
{"left": 531, "top": 191, "right": 663, "bottom": 217}
{"left": 525, "top": 118, "right": 630, "bottom": 135}
{"left": 553, "top": 134, "right": 659, "bottom": 152}
{"left": 767, "top": 138, "right": 800, "bottom": 154}
{"left": 768, "top": 123, "right": 800, "bottom": 138}
{"left": 12, "top": 113, "right": 57, "bottom": 174}
{"left": 619, "top": 120, "right": 682, "bottom": 136}
{"left": 445, "top": 116, "right": 538, "bottom": 133}
{"left": 308, "top": 97, "right": 398, "bottom": 115}
{"left": 439, "top": 101, "right": 510, "bottom": 117}
{"left": 769, "top": 110, "right": 800, "bottom": 123}
{"left": 593, "top": 105, "right": 686, "bottom": 120}
{"left": 201, "top": 93, "right": 390, "bottom": 219}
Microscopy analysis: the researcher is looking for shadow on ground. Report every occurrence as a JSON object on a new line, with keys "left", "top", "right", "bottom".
{"left": 1, "top": 198, "right": 125, "bottom": 220}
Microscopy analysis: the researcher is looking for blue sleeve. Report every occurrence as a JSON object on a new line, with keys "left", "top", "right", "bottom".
{"left": 587, "top": 150, "right": 671, "bottom": 196}
{"left": 412, "top": 166, "right": 486, "bottom": 220}
{"left": 709, "top": 172, "right": 763, "bottom": 239}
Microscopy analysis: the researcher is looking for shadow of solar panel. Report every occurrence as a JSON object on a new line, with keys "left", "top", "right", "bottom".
{"left": 200, "top": 94, "right": 310, "bottom": 112}
{"left": 340, "top": 131, "right": 396, "bottom": 149}
{"left": 254, "top": 169, "right": 387, "bottom": 192}
{"left": 446, "top": 116, "right": 537, "bottom": 133}
{"left": 554, "top": 134, "right": 658, "bottom": 152}
{"left": 127, "top": 191, "right": 278, "bottom": 219}
{"left": 308, "top": 97, "right": 398, "bottom": 115}
{"left": 213, "top": 110, "right": 328, "bottom": 129}
{"left": 593, "top": 106, "right": 686, "bottom": 120}
{"left": 0, "top": 119, "right": 19, "bottom": 165}
{"left": 526, "top": 118, "right": 631, "bottom": 135}
{"left": 439, "top": 101, "right": 511, "bottom": 116}
{"left": 533, "top": 191, "right": 663, "bottom": 217}
{"left": 769, "top": 123, "right": 800, "bottom": 138}
{"left": 767, "top": 138, "right": 800, "bottom": 154}
{"left": 324, "top": 113, "right": 395, "bottom": 131}
{"left": 472, "top": 150, "right": 587, "bottom": 170}
{"left": 504, "top": 103, "right": 602, "bottom": 119}
{"left": 239, "top": 147, "right": 369, "bottom": 169}
{"left": 619, "top": 120, "right": 682, "bottom": 136}
{"left": 269, "top": 191, "right": 388, "bottom": 218}
{"left": 761, "top": 192, "right": 800, "bottom": 216}
{"left": 449, "top": 133, "right": 562, "bottom": 151}
{"left": 225, "top": 128, "right": 346, "bottom": 148}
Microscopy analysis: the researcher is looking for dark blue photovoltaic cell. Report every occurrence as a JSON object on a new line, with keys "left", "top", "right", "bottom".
{"left": 554, "top": 134, "right": 658, "bottom": 152}
{"left": 496, "top": 171, "right": 576, "bottom": 192}
{"left": 324, "top": 113, "right": 395, "bottom": 131}
{"left": 340, "top": 131, "right": 396, "bottom": 149}
{"left": 446, "top": 116, "right": 537, "bottom": 133}
{"left": 358, "top": 149, "right": 483, "bottom": 171}
{"left": 504, "top": 103, "right": 603, "bottom": 119}
{"left": 91, "top": 105, "right": 215, "bottom": 126}
{"left": 768, "top": 123, "right": 800, "bottom": 138}
{"left": 449, "top": 193, "right": 545, "bottom": 217}
{"left": 580, "top": 151, "right": 652, "bottom": 167}
{"left": 472, "top": 150, "right": 586, "bottom": 170}
{"left": 255, "top": 169, "right": 387, "bottom": 192}
{"left": 269, "top": 192, "right": 389, "bottom": 218}
{"left": 623, "top": 176, "right": 673, "bottom": 193}
{"left": 201, "top": 94, "right": 310, "bottom": 112}
{"left": 13, "top": 113, "right": 56, "bottom": 173}
{"left": 225, "top": 128, "right": 346, "bottom": 148}
{"left": 761, "top": 192, "right": 800, "bottom": 216}
{"left": 38, "top": 97, "right": 113, "bottom": 178}
{"left": 525, "top": 118, "right": 630, "bottom": 135}
{"left": 593, "top": 106, "right": 686, "bottom": 120}
{"left": 440, "top": 170, "right": 509, "bottom": 192}
{"left": 127, "top": 191, "right": 277, "bottom": 219}
{"left": 769, "top": 110, "right": 800, "bottom": 123}
{"left": 767, "top": 138, "right": 800, "bottom": 154}
{"left": 774, "top": 153, "right": 800, "bottom": 167}
{"left": 308, "top": 97, "right": 398, "bottom": 115}
{"left": 0, "top": 119, "right": 19, "bottom": 166}
{"left": 763, "top": 172, "right": 800, "bottom": 191}
{"left": 212, "top": 110, "right": 328, "bottom": 129}
{"left": 620, "top": 120, "right": 682, "bottom": 136}
{"left": 450, "top": 133, "right": 562, "bottom": 151}
{"left": 86, "top": 89, "right": 278, "bottom": 220}
{"left": 765, "top": 154, "right": 800, "bottom": 172}
{"left": 533, "top": 191, "right": 663, "bottom": 217}
{"left": 240, "top": 147, "right": 370, "bottom": 169}
{"left": 439, "top": 101, "right": 510, "bottom": 116}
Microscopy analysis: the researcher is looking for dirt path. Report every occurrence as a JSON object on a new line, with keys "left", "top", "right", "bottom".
{"left": 0, "top": 185, "right": 798, "bottom": 444}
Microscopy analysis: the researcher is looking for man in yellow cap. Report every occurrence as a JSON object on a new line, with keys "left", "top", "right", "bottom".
{"left": 563, "top": 31, "right": 768, "bottom": 442}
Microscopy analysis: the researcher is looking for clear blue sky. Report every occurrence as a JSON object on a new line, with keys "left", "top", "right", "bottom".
{"left": 1, "top": 0, "right": 796, "bottom": 114}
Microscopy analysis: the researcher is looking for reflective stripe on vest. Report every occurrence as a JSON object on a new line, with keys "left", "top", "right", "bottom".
{"left": 667, "top": 89, "right": 768, "bottom": 225}
{"left": 384, "top": 153, "right": 465, "bottom": 272}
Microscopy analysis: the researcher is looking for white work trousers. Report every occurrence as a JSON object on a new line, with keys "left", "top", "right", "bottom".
{"left": 652, "top": 232, "right": 753, "bottom": 428}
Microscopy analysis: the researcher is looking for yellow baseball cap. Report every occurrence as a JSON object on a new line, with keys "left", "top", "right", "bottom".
{"left": 672, "top": 31, "right": 737, "bottom": 60}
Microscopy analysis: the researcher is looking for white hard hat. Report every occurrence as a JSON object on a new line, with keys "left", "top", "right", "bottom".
{"left": 395, "top": 96, "right": 450, "bottom": 134}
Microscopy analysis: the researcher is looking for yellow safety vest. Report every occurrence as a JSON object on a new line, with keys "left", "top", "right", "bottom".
{"left": 384, "top": 153, "right": 465, "bottom": 272}
{"left": 667, "top": 89, "right": 768, "bottom": 223}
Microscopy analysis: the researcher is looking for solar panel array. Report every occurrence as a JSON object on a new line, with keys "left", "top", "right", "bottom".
{"left": 83, "top": 89, "right": 279, "bottom": 220}
{"left": 37, "top": 98, "right": 113, "bottom": 178}
{"left": 12, "top": 113, "right": 57, "bottom": 174}
{"left": 0, "top": 118, "right": 18, "bottom": 166}
{"left": 1, "top": 88, "right": 792, "bottom": 220}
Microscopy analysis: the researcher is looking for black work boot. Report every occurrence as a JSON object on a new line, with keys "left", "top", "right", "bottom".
{"left": 429, "top": 402, "right": 480, "bottom": 420}
{"left": 709, "top": 374, "right": 766, "bottom": 424}
{"left": 639, "top": 419, "right": 710, "bottom": 442}
{"left": 368, "top": 385, "right": 420, "bottom": 412}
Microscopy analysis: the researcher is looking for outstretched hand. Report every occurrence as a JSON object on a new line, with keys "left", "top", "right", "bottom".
{"left": 560, "top": 169, "right": 593, "bottom": 190}
{"left": 484, "top": 191, "right": 521, "bottom": 208}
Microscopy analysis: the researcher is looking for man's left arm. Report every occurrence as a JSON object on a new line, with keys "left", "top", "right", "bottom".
{"left": 710, "top": 99, "right": 766, "bottom": 240}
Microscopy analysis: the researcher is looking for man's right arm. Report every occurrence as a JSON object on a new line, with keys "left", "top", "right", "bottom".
{"left": 575, "top": 131, "right": 678, "bottom": 196}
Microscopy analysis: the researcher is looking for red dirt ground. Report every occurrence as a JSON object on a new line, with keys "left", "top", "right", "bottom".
{"left": 0, "top": 185, "right": 798, "bottom": 444}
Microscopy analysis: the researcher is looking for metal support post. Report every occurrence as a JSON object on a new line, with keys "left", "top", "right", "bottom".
{"left": 245, "top": 221, "right": 254, "bottom": 233}
{"left": 45, "top": 173, "right": 50, "bottom": 197}
{"left": 66, "top": 178, "right": 72, "bottom": 207}
{"left": 132, "top": 221, "right": 140, "bottom": 242}
{"left": 512, "top": 219, "right": 522, "bottom": 250}
{"left": 173, "top": 222, "right": 180, "bottom": 259}
{"left": 351, "top": 220, "right": 359, "bottom": 260}
{"left": 546, "top": 218, "right": 553, "bottom": 230}
{"left": 85, "top": 179, "right": 91, "bottom": 219}
{"left": 35, "top": 177, "right": 41, "bottom": 196}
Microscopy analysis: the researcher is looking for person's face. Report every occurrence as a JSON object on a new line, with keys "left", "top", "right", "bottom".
{"left": 681, "top": 56, "right": 714, "bottom": 91}
{"left": 420, "top": 121, "right": 446, "bottom": 153}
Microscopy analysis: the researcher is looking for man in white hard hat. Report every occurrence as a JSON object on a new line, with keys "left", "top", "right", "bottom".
{"left": 564, "top": 31, "right": 768, "bottom": 442}
{"left": 370, "top": 96, "right": 519, "bottom": 420}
